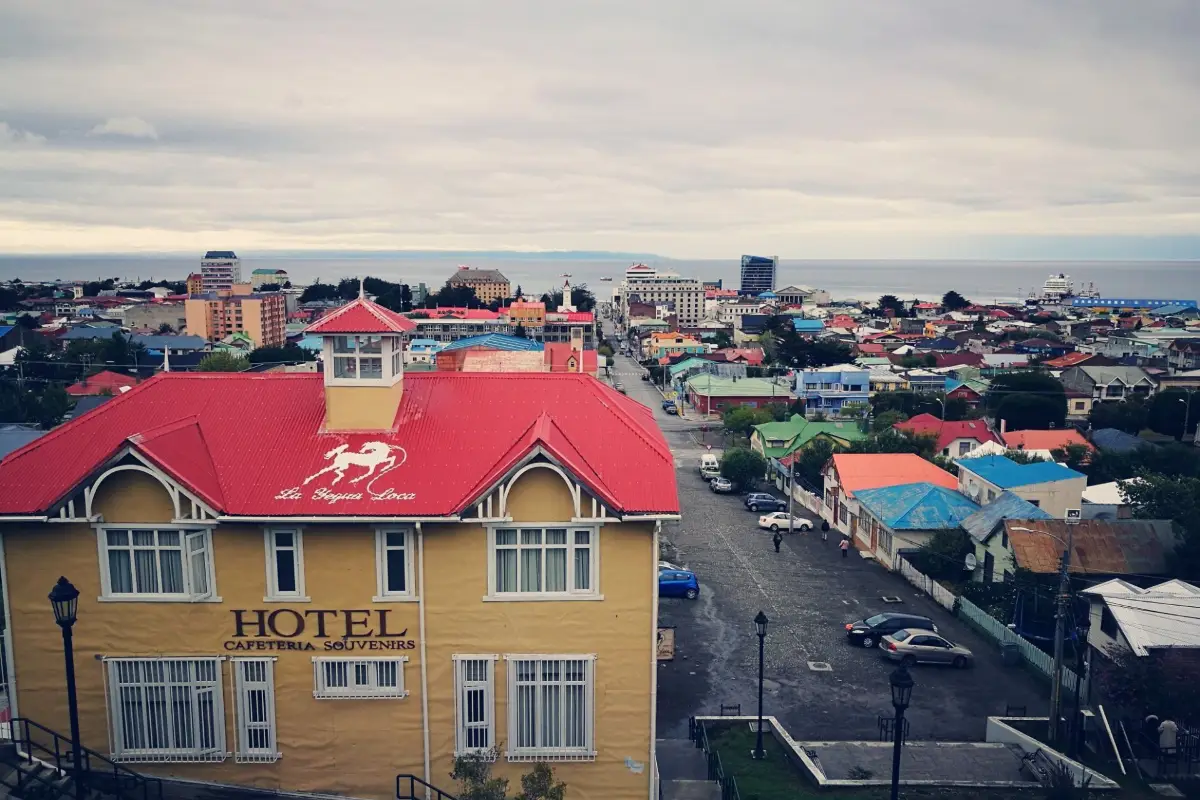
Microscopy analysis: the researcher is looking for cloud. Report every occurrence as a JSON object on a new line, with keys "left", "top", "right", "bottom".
{"left": 87, "top": 116, "right": 158, "bottom": 140}
{"left": 0, "top": 0, "right": 1199, "bottom": 256}
{"left": 0, "top": 122, "right": 46, "bottom": 145}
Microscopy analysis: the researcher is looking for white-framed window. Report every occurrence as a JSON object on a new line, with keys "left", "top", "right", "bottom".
{"left": 99, "top": 527, "right": 215, "bottom": 601}
{"left": 504, "top": 655, "right": 595, "bottom": 761}
{"left": 312, "top": 657, "right": 408, "bottom": 699}
{"left": 233, "top": 658, "right": 279, "bottom": 763}
{"left": 332, "top": 335, "right": 384, "bottom": 380}
{"left": 375, "top": 527, "right": 415, "bottom": 600}
{"left": 264, "top": 528, "right": 307, "bottom": 601}
{"left": 454, "top": 656, "right": 497, "bottom": 756}
{"left": 104, "top": 657, "right": 226, "bottom": 762}
{"left": 488, "top": 526, "right": 598, "bottom": 599}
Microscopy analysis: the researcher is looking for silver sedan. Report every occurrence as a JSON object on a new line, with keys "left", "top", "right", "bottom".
{"left": 880, "top": 628, "right": 973, "bottom": 668}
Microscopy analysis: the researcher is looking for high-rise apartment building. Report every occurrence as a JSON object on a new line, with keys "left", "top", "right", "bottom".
{"left": 739, "top": 254, "right": 777, "bottom": 296}
{"left": 200, "top": 250, "right": 242, "bottom": 292}
{"left": 617, "top": 263, "right": 704, "bottom": 326}
{"left": 185, "top": 286, "right": 285, "bottom": 348}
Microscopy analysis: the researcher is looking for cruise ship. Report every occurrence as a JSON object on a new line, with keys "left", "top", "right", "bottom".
{"left": 1024, "top": 273, "right": 1100, "bottom": 307}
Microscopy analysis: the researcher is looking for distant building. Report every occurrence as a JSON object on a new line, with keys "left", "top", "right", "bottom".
{"left": 956, "top": 455, "right": 1086, "bottom": 518}
{"left": 185, "top": 272, "right": 205, "bottom": 295}
{"left": 617, "top": 264, "right": 704, "bottom": 327}
{"left": 1060, "top": 365, "right": 1157, "bottom": 403}
{"left": 795, "top": 365, "right": 870, "bottom": 417}
{"left": 185, "top": 288, "right": 286, "bottom": 348}
{"left": 684, "top": 375, "right": 794, "bottom": 416}
{"left": 447, "top": 266, "right": 511, "bottom": 303}
{"left": 65, "top": 370, "right": 138, "bottom": 397}
{"left": 200, "top": 250, "right": 242, "bottom": 292}
{"left": 739, "top": 255, "right": 777, "bottom": 296}
{"left": 251, "top": 268, "right": 290, "bottom": 288}
{"left": 122, "top": 302, "right": 188, "bottom": 333}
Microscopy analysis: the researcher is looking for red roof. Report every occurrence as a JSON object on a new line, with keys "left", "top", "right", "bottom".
{"left": 544, "top": 344, "right": 598, "bottom": 373}
{"left": 0, "top": 372, "right": 677, "bottom": 517}
{"left": 1002, "top": 429, "right": 1095, "bottom": 453}
{"left": 65, "top": 370, "right": 138, "bottom": 397}
{"left": 305, "top": 297, "right": 415, "bottom": 335}
{"left": 830, "top": 453, "right": 958, "bottom": 496}
{"left": 933, "top": 352, "right": 984, "bottom": 369}
{"left": 855, "top": 343, "right": 886, "bottom": 355}
{"left": 1043, "top": 352, "right": 1095, "bottom": 369}
{"left": 418, "top": 307, "right": 501, "bottom": 320}
{"left": 714, "top": 347, "right": 765, "bottom": 366}
{"left": 564, "top": 311, "right": 594, "bottom": 323}
{"left": 894, "top": 413, "right": 1002, "bottom": 453}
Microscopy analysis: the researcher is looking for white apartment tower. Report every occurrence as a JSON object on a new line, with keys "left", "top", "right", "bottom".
{"left": 617, "top": 263, "right": 705, "bottom": 326}
{"left": 200, "top": 250, "right": 242, "bottom": 292}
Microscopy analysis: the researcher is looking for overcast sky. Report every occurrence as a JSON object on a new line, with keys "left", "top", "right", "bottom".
{"left": 2, "top": 1, "right": 1199, "bottom": 258}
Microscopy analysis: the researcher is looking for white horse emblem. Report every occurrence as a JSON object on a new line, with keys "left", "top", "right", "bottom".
{"left": 303, "top": 442, "right": 407, "bottom": 487}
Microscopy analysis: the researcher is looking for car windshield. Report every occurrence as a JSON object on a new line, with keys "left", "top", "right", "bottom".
{"left": 891, "top": 630, "right": 911, "bottom": 641}
{"left": 864, "top": 614, "right": 889, "bottom": 626}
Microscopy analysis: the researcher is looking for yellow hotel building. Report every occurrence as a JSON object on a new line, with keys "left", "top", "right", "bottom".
{"left": 0, "top": 295, "right": 678, "bottom": 800}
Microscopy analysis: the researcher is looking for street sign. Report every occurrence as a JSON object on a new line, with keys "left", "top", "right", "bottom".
{"left": 1066, "top": 508, "right": 1082, "bottom": 524}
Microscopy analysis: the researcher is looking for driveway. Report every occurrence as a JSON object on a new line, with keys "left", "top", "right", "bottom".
{"left": 655, "top": 460, "right": 1050, "bottom": 743}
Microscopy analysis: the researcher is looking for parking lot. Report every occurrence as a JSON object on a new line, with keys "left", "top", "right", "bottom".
{"left": 656, "top": 453, "right": 1050, "bottom": 744}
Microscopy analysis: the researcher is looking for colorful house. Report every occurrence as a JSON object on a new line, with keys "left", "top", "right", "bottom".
{"left": 956, "top": 455, "right": 1086, "bottom": 518}
{"left": 795, "top": 364, "right": 870, "bottom": 417}
{"left": 684, "top": 375, "right": 794, "bottom": 415}
{"left": 893, "top": 414, "right": 1002, "bottom": 460}
{"left": 750, "top": 415, "right": 865, "bottom": 459}
{"left": 822, "top": 454, "right": 958, "bottom": 543}
{"left": 854, "top": 483, "right": 980, "bottom": 567}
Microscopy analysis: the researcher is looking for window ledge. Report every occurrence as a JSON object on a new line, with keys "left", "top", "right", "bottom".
{"left": 482, "top": 594, "right": 604, "bottom": 603}
{"left": 263, "top": 596, "right": 311, "bottom": 603}
{"left": 98, "top": 595, "right": 224, "bottom": 604}
{"left": 505, "top": 750, "right": 597, "bottom": 763}
{"left": 371, "top": 595, "right": 420, "bottom": 603}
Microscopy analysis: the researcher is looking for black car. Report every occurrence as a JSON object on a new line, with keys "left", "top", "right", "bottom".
{"left": 845, "top": 612, "right": 938, "bottom": 649}
{"left": 743, "top": 493, "right": 787, "bottom": 512}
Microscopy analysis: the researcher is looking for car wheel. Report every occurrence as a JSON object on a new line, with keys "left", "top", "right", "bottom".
{"left": 685, "top": 588, "right": 698, "bottom": 599}
{"left": 860, "top": 636, "right": 875, "bottom": 649}
{"left": 952, "top": 656, "right": 968, "bottom": 669}
{"left": 770, "top": 524, "right": 779, "bottom": 532}
{"left": 749, "top": 504, "right": 759, "bottom": 512}
{"left": 901, "top": 655, "right": 917, "bottom": 667}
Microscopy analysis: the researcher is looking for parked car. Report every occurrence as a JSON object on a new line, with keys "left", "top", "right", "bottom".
{"left": 743, "top": 493, "right": 787, "bottom": 512}
{"left": 700, "top": 466, "right": 721, "bottom": 481}
{"left": 710, "top": 477, "right": 734, "bottom": 493}
{"left": 665, "top": 405, "right": 678, "bottom": 415}
{"left": 845, "top": 612, "right": 938, "bottom": 649}
{"left": 881, "top": 629, "right": 973, "bottom": 668}
{"left": 659, "top": 569, "right": 700, "bottom": 599}
{"left": 757, "top": 512, "right": 812, "bottom": 532}
{"left": 615, "top": 383, "right": 626, "bottom": 394}
{"left": 641, "top": 373, "right": 651, "bottom": 381}
{"left": 658, "top": 560, "right": 686, "bottom": 572}
{"left": 661, "top": 399, "right": 675, "bottom": 410}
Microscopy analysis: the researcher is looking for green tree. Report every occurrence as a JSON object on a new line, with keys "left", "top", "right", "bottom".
{"left": 1050, "top": 443, "right": 1091, "bottom": 472}
{"left": 197, "top": 352, "right": 249, "bottom": 372}
{"left": 722, "top": 406, "right": 773, "bottom": 436}
{"left": 514, "top": 763, "right": 567, "bottom": 800}
{"left": 792, "top": 438, "right": 836, "bottom": 490}
{"left": 1122, "top": 473, "right": 1200, "bottom": 578}
{"left": 720, "top": 448, "right": 768, "bottom": 490}
{"left": 513, "top": 323, "right": 528, "bottom": 339}
{"left": 878, "top": 295, "right": 906, "bottom": 317}
{"left": 1005, "top": 449, "right": 1046, "bottom": 464}
{"left": 711, "top": 330, "right": 734, "bottom": 350}
{"left": 1147, "top": 389, "right": 1198, "bottom": 440}
{"left": 299, "top": 281, "right": 341, "bottom": 303}
{"left": 871, "top": 409, "right": 907, "bottom": 433}
{"left": 427, "top": 282, "right": 482, "bottom": 308}
{"left": 597, "top": 343, "right": 614, "bottom": 358}
{"left": 996, "top": 393, "right": 1065, "bottom": 432}
{"left": 941, "top": 290, "right": 970, "bottom": 310}
{"left": 156, "top": 322, "right": 175, "bottom": 334}
{"left": 909, "top": 528, "right": 972, "bottom": 581}
{"left": 1088, "top": 396, "right": 1148, "bottom": 435}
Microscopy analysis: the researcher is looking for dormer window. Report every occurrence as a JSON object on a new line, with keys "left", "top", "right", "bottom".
{"left": 333, "top": 336, "right": 384, "bottom": 379}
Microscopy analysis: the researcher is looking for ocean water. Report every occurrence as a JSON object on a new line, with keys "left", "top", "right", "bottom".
{"left": 1, "top": 254, "right": 1197, "bottom": 305}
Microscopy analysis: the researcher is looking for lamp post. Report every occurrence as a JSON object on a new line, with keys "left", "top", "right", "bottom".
{"left": 1179, "top": 391, "right": 1195, "bottom": 442}
{"left": 753, "top": 611, "right": 769, "bottom": 759}
{"left": 49, "top": 577, "right": 84, "bottom": 799}
{"left": 889, "top": 666, "right": 914, "bottom": 800}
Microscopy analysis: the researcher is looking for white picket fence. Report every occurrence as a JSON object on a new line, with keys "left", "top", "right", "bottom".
{"left": 897, "top": 557, "right": 957, "bottom": 612}
{"left": 895, "top": 558, "right": 1087, "bottom": 697}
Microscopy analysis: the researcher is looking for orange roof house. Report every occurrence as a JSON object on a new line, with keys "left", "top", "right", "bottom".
{"left": 828, "top": 453, "right": 958, "bottom": 497}
{"left": 1002, "top": 429, "right": 1095, "bottom": 454}
{"left": 65, "top": 370, "right": 138, "bottom": 397}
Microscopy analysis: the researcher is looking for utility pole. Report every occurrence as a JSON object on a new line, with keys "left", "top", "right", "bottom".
{"left": 1048, "top": 522, "right": 1074, "bottom": 745}
{"left": 787, "top": 464, "right": 795, "bottom": 535}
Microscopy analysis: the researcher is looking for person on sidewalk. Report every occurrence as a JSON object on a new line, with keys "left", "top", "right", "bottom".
{"left": 821, "top": 519, "right": 830, "bottom": 542}
{"left": 772, "top": 530, "right": 783, "bottom": 553}
{"left": 840, "top": 536, "right": 850, "bottom": 558}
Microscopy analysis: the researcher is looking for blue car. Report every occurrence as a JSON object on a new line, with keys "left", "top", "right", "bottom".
{"left": 659, "top": 569, "right": 700, "bottom": 599}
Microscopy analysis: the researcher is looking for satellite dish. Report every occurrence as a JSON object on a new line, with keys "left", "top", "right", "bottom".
{"left": 964, "top": 553, "right": 978, "bottom": 571}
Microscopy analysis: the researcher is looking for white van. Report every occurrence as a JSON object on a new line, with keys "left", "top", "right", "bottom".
{"left": 699, "top": 454, "right": 720, "bottom": 478}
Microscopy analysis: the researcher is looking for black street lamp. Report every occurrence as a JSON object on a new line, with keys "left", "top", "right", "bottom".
{"left": 889, "top": 666, "right": 914, "bottom": 800}
{"left": 753, "top": 611, "right": 769, "bottom": 760}
{"left": 49, "top": 577, "right": 84, "bottom": 799}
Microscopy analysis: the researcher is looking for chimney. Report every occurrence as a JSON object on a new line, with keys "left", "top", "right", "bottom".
{"left": 1000, "top": 418, "right": 1007, "bottom": 436}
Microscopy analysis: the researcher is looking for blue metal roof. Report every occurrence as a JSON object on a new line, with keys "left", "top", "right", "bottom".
{"left": 1070, "top": 297, "right": 1196, "bottom": 309}
{"left": 0, "top": 326, "right": 13, "bottom": 338}
{"left": 855, "top": 482, "right": 980, "bottom": 530}
{"left": 958, "top": 455, "right": 1086, "bottom": 488}
{"left": 441, "top": 333, "right": 544, "bottom": 352}
{"left": 960, "top": 490, "right": 1052, "bottom": 543}
{"left": 792, "top": 319, "right": 826, "bottom": 332}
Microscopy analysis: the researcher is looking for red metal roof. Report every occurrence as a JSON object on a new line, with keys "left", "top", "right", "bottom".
{"left": 831, "top": 453, "right": 958, "bottom": 496}
{"left": 894, "top": 413, "right": 1002, "bottom": 453}
{"left": 305, "top": 298, "right": 416, "bottom": 335}
{"left": 0, "top": 372, "right": 677, "bottom": 517}
{"left": 65, "top": 370, "right": 138, "bottom": 397}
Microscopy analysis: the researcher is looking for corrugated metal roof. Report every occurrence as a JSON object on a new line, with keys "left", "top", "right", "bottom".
{"left": 442, "top": 333, "right": 543, "bottom": 352}
{"left": 305, "top": 297, "right": 416, "bottom": 335}
{"left": 0, "top": 372, "right": 677, "bottom": 517}
{"left": 1002, "top": 429, "right": 1094, "bottom": 453}
{"left": 957, "top": 455, "right": 1085, "bottom": 488}
{"left": 1081, "top": 579, "right": 1200, "bottom": 655}
{"left": 65, "top": 370, "right": 138, "bottom": 397}
{"left": 831, "top": 454, "right": 958, "bottom": 496}
{"left": 854, "top": 482, "right": 980, "bottom": 530}
{"left": 894, "top": 413, "right": 1002, "bottom": 453}
{"left": 961, "top": 491, "right": 1052, "bottom": 543}
{"left": 1006, "top": 519, "right": 1179, "bottom": 576}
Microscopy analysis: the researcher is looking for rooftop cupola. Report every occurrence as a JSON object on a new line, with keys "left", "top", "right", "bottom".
{"left": 303, "top": 281, "right": 416, "bottom": 431}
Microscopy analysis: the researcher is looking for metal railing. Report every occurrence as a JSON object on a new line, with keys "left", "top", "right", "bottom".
{"left": 8, "top": 717, "right": 164, "bottom": 800}
{"left": 688, "top": 717, "right": 741, "bottom": 800}
{"left": 396, "top": 774, "right": 458, "bottom": 800}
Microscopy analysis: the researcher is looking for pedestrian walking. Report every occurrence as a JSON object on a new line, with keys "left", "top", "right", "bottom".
{"left": 772, "top": 530, "right": 783, "bottom": 553}
{"left": 840, "top": 537, "right": 850, "bottom": 558}
{"left": 821, "top": 519, "right": 830, "bottom": 542}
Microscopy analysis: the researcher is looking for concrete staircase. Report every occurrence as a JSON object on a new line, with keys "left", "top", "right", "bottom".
{"left": 0, "top": 743, "right": 115, "bottom": 800}
{"left": 656, "top": 739, "right": 721, "bottom": 800}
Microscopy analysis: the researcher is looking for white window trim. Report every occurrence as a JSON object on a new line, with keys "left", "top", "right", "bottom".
{"left": 104, "top": 656, "right": 227, "bottom": 763}
{"left": 232, "top": 657, "right": 280, "bottom": 763}
{"left": 264, "top": 527, "right": 309, "bottom": 602}
{"left": 453, "top": 655, "right": 498, "bottom": 757}
{"left": 374, "top": 527, "right": 417, "bottom": 602}
{"left": 312, "top": 656, "right": 409, "bottom": 699}
{"left": 484, "top": 523, "right": 601, "bottom": 602}
{"left": 324, "top": 335, "right": 401, "bottom": 388}
{"left": 503, "top": 654, "right": 596, "bottom": 762}
{"left": 95, "top": 525, "right": 220, "bottom": 603}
